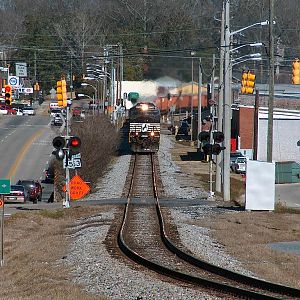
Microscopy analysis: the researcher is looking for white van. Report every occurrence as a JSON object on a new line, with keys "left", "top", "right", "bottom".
{"left": 49, "top": 102, "right": 59, "bottom": 110}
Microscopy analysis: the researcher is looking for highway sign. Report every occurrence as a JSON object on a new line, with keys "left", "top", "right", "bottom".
{"left": 62, "top": 175, "right": 90, "bottom": 200}
{"left": 0, "top": 179, "right": 10, "bottom": 194}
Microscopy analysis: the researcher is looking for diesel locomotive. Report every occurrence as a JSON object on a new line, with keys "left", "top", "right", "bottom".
{"left": 128, "top": 102, "right": 160, "bottom": 153}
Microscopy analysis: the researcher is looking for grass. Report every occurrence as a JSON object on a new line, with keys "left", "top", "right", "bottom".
{"left": 39, "top": 209, "right": 65, "bottom": 219}
{"left": 195, "top": 172, "right": 246, "bottom": 201}
{"left": 275, "top": 202, "right": 300, "bottom": 214}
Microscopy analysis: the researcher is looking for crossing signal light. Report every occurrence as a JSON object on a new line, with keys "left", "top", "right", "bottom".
{"left": 68, "top": 136, "right": 81, "bottom": 156}
{"left": 292, "top": 58, "right": 300, "bottom": 84}
{"left": 52, "top": 136, "right": 66, "bottom": 160}
{"left": 4, "top": 85, "right": 12, "bottom": 105}
{"left": 56, "top": 79, "right": 67, "bottom": 107}
{"left": 213, "top": 131, "right": 224, "bottom": 143}
{"left": 241, "top": 71, "right": 255, "bottom": 94}
{"left": 198, "top": 131, "right": 210, "bottom": 143}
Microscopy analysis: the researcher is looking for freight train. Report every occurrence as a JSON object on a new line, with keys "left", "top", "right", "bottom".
{"left": 128, "top": 102, "right": 160, "bottom": 152}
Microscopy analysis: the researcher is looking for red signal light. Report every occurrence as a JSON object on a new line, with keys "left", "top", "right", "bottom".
{"left": 70, "top": 139, "right": 79, "bottom": 147}
{"left": 5, "top": 85, "right": 12, "bottom": 93}
{"left": 68, "top": 136, "right": 81, "bottom": 155}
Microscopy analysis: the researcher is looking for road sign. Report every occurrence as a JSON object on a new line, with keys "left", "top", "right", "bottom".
{"left": 62, "top": 175, "right": 90, "bottom": 200}
{"left": 16, "top": 63, "right": 27, "bottom": 77}
{"left": 0, "top": 200, "right": 3, "bottom": 207}
{"left": 0, "top": 179, "right": 10, "bottom": 194}
{"left": 63, "top": 153, "right": 81, "bottom": 169}
{"left": 8, "top": 76, "right": 19, "bottom": 87}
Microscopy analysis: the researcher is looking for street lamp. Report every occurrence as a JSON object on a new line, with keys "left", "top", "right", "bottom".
{"left": 77, "top": 93, "right": 96, "bottom": 115}
{"left": 230, "top": 20, "right": 269, "bottom": 36}
{"left": 232, "top": 57, "right": 262, "bottom": 67}
{"left": 81, "top": 82, "right": 97, "bottom": 115}
{"left": 230, "top": 42, "right": 263, "bottom": 53}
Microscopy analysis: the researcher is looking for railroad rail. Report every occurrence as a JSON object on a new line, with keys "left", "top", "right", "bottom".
{"left": 118, "top": 153, "right": 300, "bottom": 299}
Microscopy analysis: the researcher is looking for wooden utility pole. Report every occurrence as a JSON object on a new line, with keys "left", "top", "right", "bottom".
{"left": 267, "top": 0, "right": 275, "bottom": 162}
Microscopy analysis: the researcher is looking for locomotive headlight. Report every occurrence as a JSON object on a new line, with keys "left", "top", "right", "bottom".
{"left": 150, "top": 131, "right": 155, "bottom": 137}
{"left": 141, "top": 104, "right": 149, "bottom": 111}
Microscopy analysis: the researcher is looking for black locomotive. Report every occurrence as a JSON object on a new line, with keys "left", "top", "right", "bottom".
{"left": 128, "top": 102, "right": 160, "bottom": 152}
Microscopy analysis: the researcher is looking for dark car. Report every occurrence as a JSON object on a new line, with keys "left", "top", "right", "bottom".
{"left": 45, "top": 168, "right": 54, "bottom": 184}
{"left": 16, "top": 180, "right": 43, "bottom": 204}
{"left": 230, "top": 152, "right": 244, "bottom": 169}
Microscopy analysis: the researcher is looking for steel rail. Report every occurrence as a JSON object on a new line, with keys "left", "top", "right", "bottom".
{"left": 117, "top": 154, "right": 285, "bottom": 299}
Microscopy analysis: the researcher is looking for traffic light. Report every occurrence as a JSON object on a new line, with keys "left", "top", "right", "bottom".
{"left": 68, "top": 136, "right": 81, "bottom": 156}
{"left": 4, "top": 85, "right": 12, "bottom": 105}
{"left": 241, "top": 71, "right": 256, "bottom": 94}
{"left": 56, "top": 79, "right": 67, "bottom": 107}
{"left": 52, "top": 136, "right": 66, "bottom": 160}
{"left": 198, "top": 131, "right": 210, "bottom": 143}
{"left": 292, "top": 58, "right": 300, "bottom": 84}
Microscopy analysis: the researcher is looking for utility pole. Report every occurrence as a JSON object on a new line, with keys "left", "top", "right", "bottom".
{"left": 267, "top": 0, "right": 275, "bottom": 162}
{"left": 197, "top": 58, "right": 202, "bottom": 150}
{"left": 216, "top": 3, "right": 225, "bottom": 193}
{"left": 223, "top": 0, "right": 231, "bottom": 201}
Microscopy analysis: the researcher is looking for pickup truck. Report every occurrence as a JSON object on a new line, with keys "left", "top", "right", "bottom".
{"left": 231, "top": 157, "right": 247, "bottom": 174}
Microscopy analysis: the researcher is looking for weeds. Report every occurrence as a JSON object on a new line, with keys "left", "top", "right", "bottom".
{"left": 39, "top": 209, "right": 65, "bottom": 219}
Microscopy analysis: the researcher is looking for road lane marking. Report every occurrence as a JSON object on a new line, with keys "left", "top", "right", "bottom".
{"left": 6, "top": 129, "right": 44, "bottom": 179}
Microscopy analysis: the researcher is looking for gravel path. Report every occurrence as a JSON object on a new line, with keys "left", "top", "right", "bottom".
{"left": 64, "top": 133, "right": 251, "bottom": 299}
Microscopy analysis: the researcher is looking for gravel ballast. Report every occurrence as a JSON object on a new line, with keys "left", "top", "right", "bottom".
{"left": 64, "top": 133, "right": 253, "bottom": 299}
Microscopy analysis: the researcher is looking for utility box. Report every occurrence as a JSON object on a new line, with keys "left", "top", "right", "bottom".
{"left": 275, "top": 161, "right": 300, "bottom": 183}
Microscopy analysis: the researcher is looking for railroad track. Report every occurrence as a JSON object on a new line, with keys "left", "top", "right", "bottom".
{"left": 118, "top": 153, "right": 300, "bottom": 299}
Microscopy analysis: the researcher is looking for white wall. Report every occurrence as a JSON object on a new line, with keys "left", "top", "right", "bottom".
{"left": 258, "top": 118, "right": 300, "bottom": 162}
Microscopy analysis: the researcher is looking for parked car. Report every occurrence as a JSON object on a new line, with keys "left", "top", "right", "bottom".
{"left": 3, "top": 185, "right": 26, "bottom": 203}
{"left": 232, "top": 157, "right": 247, "bottom": 174}
{"left": 230, "top": 152, "right": 244, "bottom": 169}
{"left": 22, "top": 106, "right": 35, "bottom": 115}
{"left": 72, "top": 106, "right": 85, "bottom": 117}
{"left": 16, "top": 180, "right": 43, "bottom": 203}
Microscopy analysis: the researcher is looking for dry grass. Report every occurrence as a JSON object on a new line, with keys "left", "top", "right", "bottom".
{"left": 0, "top": 206, "right": 111, "bottom": 300}
{"left": 168, "top": 136, "right": 300, "bottom": 289}
{"left": 53, "top": 114, "right": 119, "bottom": 200}
{"left": 188, "top": 210, "right": 300, "bottom": 288}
